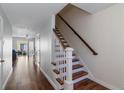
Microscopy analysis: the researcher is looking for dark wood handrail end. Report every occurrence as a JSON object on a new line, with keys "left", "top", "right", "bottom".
{"left": 93, "top": 52, "right": 98, "bottom": 55}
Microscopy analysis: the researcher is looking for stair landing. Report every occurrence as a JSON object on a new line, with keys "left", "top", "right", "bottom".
{"left": 74, "top": 78, "right": 108, "bottom": 90}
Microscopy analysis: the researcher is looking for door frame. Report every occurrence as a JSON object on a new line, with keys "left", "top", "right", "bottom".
{"left": 35, "top": 34, "right": 40, "bottom": 66}
{"left": 0, "top": 16, "right": 4, "bottom": 89}
{"left": 28, "top": 38, "right": 35, "bottom": 62}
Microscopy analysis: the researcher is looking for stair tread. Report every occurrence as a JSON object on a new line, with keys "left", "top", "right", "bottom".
{"left": 60, "top": 37, "right": 65, "bottom": 40}
{"left": 60, "top": 38, "right": 65, "bottom": 41}
{"left": 63, "top": 43, "right": 68, "bottom": 45}
{"left": 74, "top": 78, "right": 108, "bottom": 90}
{"left": 73, "top": 71, "right": 88, "bottom": 80}
{"left": 74, "top": 78, "right": 96, "bottom": 89}
{"left": 73, "top": 64, "right": 83, "bottom": 70}
{"left": 61, "top": 41, "right": 67, "bottom": 43}
{"left": 72, "top": 53, "right": 76, "bottom": 56}
{"left": 51, "top": 62, "right": 56, "bottom": 66}
{"left": 53, "top": 69, "right": 60, "bottom": 74}
{"left": 75, "top": 78, "right": 91, "bottom": 84}
{"left": 55, "top": 28, "right": 59, "bottom": 30}
{"left": 57, "top": 34, "right": 62, "bottom": 38}
{"left": 63, "top": 45, "right": 70, "bottom": 48}
{"left": 56, "top": 78, "right": 64, "bottom": 85}
{"left": 59, "top": 36, "right": 64, "bottom": 38}
{"left": 72, "top": 58, "right": 80, "bottom": 62}
{"left": 57, "top": 34, "right": 61, "bottom": 35}
{"left": 55, "top": 31, "right": 60, "bottom": 34}
{"left": 61, "top": 39, "right": 66, "bottom": 41}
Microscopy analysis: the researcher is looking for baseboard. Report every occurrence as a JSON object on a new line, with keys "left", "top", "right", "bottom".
{"left": 2, "top": 68, "right": 12, "bottom": 89}
{"left": 89, "top": 77, "right": 121, "bottom": 90}
{"left": 39, "top": 67, "right": 58, "bottom": 90}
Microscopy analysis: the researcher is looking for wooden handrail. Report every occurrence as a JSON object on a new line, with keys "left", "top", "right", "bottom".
{"left": 57, "top": 14, "right": 98, "bottom": 55}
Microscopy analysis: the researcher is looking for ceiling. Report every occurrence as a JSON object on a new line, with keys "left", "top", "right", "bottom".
{"left": 73, "top": 3, "right": 115, "bottom": 14}
{"left": 1, "top": 3, "right": 114, "bottom": 37}
{"left": 1, "top": 3, "right": 67, "bottom": 31}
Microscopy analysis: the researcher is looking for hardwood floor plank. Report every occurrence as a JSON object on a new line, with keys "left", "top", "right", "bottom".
{"left": 5, "top": 56, "right": 54, "bottom": 90}
{"left": 74, "top": 78, "right": 108, "bottom": 90}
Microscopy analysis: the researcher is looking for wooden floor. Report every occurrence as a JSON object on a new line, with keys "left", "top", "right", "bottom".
{"left": 5, "top": 56, "right": 54, "bottom": 90}
{"left": 74, "top": 78, "right": 108, "bottom": 90}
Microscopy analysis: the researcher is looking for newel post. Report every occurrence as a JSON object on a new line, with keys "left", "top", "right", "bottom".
{"left": 64, "top": 47, "right": 74, "bottom": 90}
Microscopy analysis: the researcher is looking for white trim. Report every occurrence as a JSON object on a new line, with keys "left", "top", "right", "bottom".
{"left": 2, "top": 68, "right": 12, "bottom": 89}
{"left": 39, "top": 67, "right": 58, "bottom": 90}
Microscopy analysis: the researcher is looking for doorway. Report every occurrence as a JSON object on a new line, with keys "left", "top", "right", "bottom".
{"left": 12, "top": 37, "right": 28, "bottom": 67}
{"left": 12, "top": 37, "right": 36, "bottom": 67}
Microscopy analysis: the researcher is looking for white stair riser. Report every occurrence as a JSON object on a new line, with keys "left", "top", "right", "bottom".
{"left": 72, "top": 56, "right": 76, "bottom": 59}
{"left": 55, "top": 61, "right": 80, "bottom": 67}
{"left": 73, "top": 61, "right": 79, "bottom": 65}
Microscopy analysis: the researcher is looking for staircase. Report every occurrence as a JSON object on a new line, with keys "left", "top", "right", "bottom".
{"left": 52, "top": 28, "right": 108, "bottom": 90}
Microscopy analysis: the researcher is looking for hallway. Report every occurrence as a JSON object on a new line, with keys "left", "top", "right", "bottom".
{"left": 5, "top": 56, "right": 54, "bottom": 90}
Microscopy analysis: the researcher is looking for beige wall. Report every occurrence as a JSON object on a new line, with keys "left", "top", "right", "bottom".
{"left": 57, "top": 4, "right": 124, "bottom": 89}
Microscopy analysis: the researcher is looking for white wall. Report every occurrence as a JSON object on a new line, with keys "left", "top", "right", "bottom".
{"left": 39, "top": 18, "right": 51, "bottom": 72}
{"left": 37, "top": 16, "right": 55, "bottom": 86}
{"left": 0, "top": 5, "right": 12, "bottom": 89}
{"left": 57, "top": 4, "right": 124, "bottom": 89}
{"left": 37, "top": 15, "right": 61, "bottom": 89}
